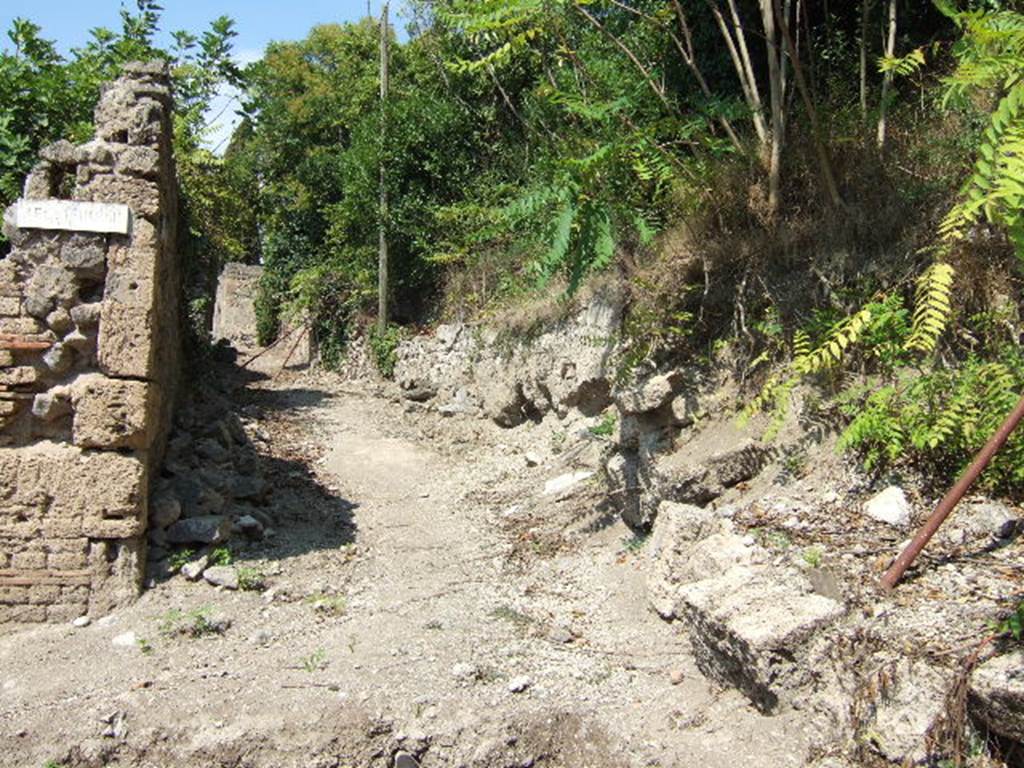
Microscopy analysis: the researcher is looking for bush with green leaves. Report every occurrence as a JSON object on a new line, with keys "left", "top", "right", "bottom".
{"left": 368, "top": 323, "right": 404, "bottom": 378}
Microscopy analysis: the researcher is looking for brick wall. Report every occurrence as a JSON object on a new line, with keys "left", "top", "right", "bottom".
{"left": 0, "top": 61, "right": 181, "bottom": 625}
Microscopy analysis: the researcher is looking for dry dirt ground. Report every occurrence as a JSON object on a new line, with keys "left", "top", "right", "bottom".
{"left": 0, "top": 364, "right": 824, "bottom": 767}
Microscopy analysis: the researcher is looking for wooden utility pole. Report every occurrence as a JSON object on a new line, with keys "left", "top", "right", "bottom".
{"left": 378, "top": 1, "right": 390, "bottom": 333}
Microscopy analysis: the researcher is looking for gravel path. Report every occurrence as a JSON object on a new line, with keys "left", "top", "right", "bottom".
{"left": 0, "top": 366, "right": 818, "bottom": 767}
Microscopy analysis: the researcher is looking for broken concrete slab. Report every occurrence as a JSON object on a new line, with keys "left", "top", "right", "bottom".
{"left": 970, "top": 650, "right": 1024, "bottom": 744}
{"left": 676, "top": 565, "right": 844, "bottom": 713}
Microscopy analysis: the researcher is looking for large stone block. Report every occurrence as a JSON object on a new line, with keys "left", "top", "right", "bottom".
{"left": 676, "top": 565, "right": 844, "bottom": 713}
{"left": 70, "top": 374, "right": 156, "bottom": 451}
{"left": 97, "top": 302, "right": 153, "bottom": 379}
{"left": 79, "top": 173, "right": 160, "bottom": 218}
{"left": 970, "top": 650, "right": 1024, "bottom": 744}
{"left": 0, "top": 444, "right": 146, "bottom": 540}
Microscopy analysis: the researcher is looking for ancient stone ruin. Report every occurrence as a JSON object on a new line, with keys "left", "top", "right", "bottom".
{"left": 0, "top": 62, "right": 180, "bottom": 624}
{"left": 212, "top": 262, "right": 263, "bottom": 351}
{"left": 212, "top": 261, "right": 313, "bottom": 366}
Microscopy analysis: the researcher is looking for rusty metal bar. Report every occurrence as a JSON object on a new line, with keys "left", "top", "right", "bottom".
{"left": 881, "top": 392, "right": 1024, "bottom": 590}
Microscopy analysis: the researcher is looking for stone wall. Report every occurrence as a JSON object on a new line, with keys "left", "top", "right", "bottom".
{"left": 0, "top": 62, "right": 180, "bottom": 625}
{"left": 212, "top": 262, "right": 262, "bottom": 350}
{"left": 392, "top": 290, "right": 622, "bottom": 423}
{"left": 211, "top": 262, "right": 313, "bottom": 367}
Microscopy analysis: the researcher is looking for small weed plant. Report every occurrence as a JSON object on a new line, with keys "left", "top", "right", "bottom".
{"left": 237, "top": 566, "right": 266, "bottom": 591}
{"left": 588, "top": 410, "right": 617, "bottom": 438}
{"left": 158, "top": 606, "right": 225, "bottom": 638}
{"left": 368, "top": 323, "right": 403, "bottom": 379}
{"left": 306, "top": 591, "right": 347, "bottom": 616}
{"left": 301, "top": 647, "right": 328, "bottom": 673}
{"left": 167, "top": 548, "right": 196, "bottom": 574}
{"left": 209, "top": 546, "right": 233, "bottom": 566}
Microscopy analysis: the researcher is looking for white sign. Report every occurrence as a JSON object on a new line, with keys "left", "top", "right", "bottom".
{"left": 14, "top": 199, "right": 131, "bottom": 235}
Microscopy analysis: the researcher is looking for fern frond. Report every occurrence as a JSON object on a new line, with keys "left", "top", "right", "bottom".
{"left": 905, "top": 262, "right": 956, "bottom": 353}
{"left": 878, "top": 47, "right": 926, "bottom": 77}
{"left": 793, "top": 308, "right": 872, "bottom": 375}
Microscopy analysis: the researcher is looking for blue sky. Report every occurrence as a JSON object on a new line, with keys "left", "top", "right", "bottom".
{"left": 0, "top": 1, "right": 408, "bottom": 59}
{"left": 1, "top": 1, "right": 409, "bottom": 150}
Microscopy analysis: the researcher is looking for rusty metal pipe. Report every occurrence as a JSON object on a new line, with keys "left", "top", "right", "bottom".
{"left": 881, "top": 392, "right": 1024, "bottom": 590}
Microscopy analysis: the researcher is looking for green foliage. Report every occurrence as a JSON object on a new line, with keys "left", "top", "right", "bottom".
{"left": 938, "top": 6, "right": 1024, "bottom": 258}
{"left": 802, "top": 547, "right": 824, "bottom": 568}
{"left": 300, "top": 647, "right": 328, "bottom": 673}
{"left": 990, "top": 601, "right": 1024, "bottom": 642}
{"left": 167, "top": 548, "right": 196, "bottom": 574}
{"left": 368, "top": 323, "right": 404, "bottom": 378}
{"left": 237, "top": 566, "right": 266, "bottom": 592}
{"left": 209, "top": 546, "right": 232, "bottom": 566}
{"left": 905, "top": 262, "right": 956, "bottom": 353}
{"left": 158, "top": 606, "right": 225, "bottom": 638}
{"left": 878, "top": 47, "right": 927, "bottom": 77}
{"left": 588, "top": 410, "right": 617, "bottom": 437}
{"left": 837, "top": 351, "right": 1024, "bottom": 486}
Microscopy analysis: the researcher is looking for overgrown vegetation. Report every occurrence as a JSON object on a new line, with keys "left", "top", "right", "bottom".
{"left": 0, "top": 1, "right": 249, "bottom": 352}
{"left": 5, "top": 0, "right": 1024, "bottom": 483}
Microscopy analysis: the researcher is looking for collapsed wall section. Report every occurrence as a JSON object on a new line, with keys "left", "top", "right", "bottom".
{"left": 0, "top": 61, "right": 180, "bottom": 625}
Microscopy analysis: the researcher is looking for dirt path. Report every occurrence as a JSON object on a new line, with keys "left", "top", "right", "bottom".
{"left": 0, "top": 367, "right": 818, "bottom": 767}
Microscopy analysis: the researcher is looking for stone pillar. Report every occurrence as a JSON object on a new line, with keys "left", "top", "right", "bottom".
{"left": 0, "top": 61, "right": 181, "bottom": 625}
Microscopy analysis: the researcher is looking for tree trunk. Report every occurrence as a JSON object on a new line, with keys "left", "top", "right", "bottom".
{"left": 860, "top": 0, "right": 870, "bottom": 121}
{"left": 708, "top": 1, "right": 769, "bottom": 148}
{"left": 877, "top": 0, "right": 896, "bottom": 151}
{"left": 775, "top": 0, "right": 843, "bottom": 209}
{"left": 760, "top": 0, "right": 785, "bottom": 217}
{"left": 378, "top": 1, "right": 390, "bottom": 333}
{"left": 669, "top": 0, "right": 744, "bottom": 153}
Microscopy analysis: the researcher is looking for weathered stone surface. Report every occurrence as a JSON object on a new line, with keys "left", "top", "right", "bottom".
{"left": 166, "top": 475, "right": 226, "bottom": 518}
{"left": 395, "top": 290, "right": 622, "bottom": 426}
{"left": 60, "top": 234, "right": 107, "bottom": 278}
{"left": 0, "top": 446, "right": 146, "bottom": 540}
{"left": 45, "top": 307, "right": 73, "bottom": 334}
{"left": 70, "top": 302, "right": 101, "bottom": 328}
{"left": 180, "top": 554, "right": 209, "bottom": 581}
{"left": 615, "top": 370, "right": 681, "bottom": 415}
{"left": 41, "top": 343, "right": 73, "bottom": 374}
{"left": 39, "top": 140, "right": 78, "bottom": 166}
{"left": 864, "top": 486, "right": 912, "bottom": 527}
{"left": 869, "top": 661, "right": 948, "bottom": 765}
{"left": 26, "top": 264, "right": 79, "bottom": 313}
{"left": 707, "top": 439, "right": 771, "bottom": 488}
{"left": 203, "top": 565, "right": 239, "bottom": 589}
{"left": 31, "top": 389, "right": 72, "bottom": 422}
{"left": 543, "top": 471, "right": 594, "bottom": 497}
{"left": 70, "top": 375, "right": 154, "bottom": 451}
{"left": 970, "top": 650, "right": 1024, "bottom": 744}
{"left": 195, "top": 438, "right": 229, "bottom": 463}
{"left": 0, "top": 366, "right": 40, "bottom": 387}
{"left": 1, "top": 63, "right": 180, "bottom": 624}
{"left": 212, "top": 263, "right": 263, "bottom": 349}
{"left": 231, "top": 515, "right": 262, "bottom": 541}
{"left": 230, "top": 474, "right": 269, "bottom": 502}
{"left": 647, "top": 502, "right": 720, "bottom": 618}
{"left": 149, "top": 493, "right": 181, "bottom": 529}
{"left": 652, "top": 453, "right": 722, "bottom": 509}
{"left": 97, "top": 302, "right": 153, "bottom": 379}
{"left": 115, "top": 145, "right": 161, "bottom": 178}
{"left": 166, "top": 516, "right": 230, "bottom": 545}
{"left": 676, "top": 565, "right": 844, "bottom": 713}
{"left": 939, "top": 500, "right": 1020, "bottom": 550}
{"left": 0, "top": 297, "right": 20, "bottom": 317}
